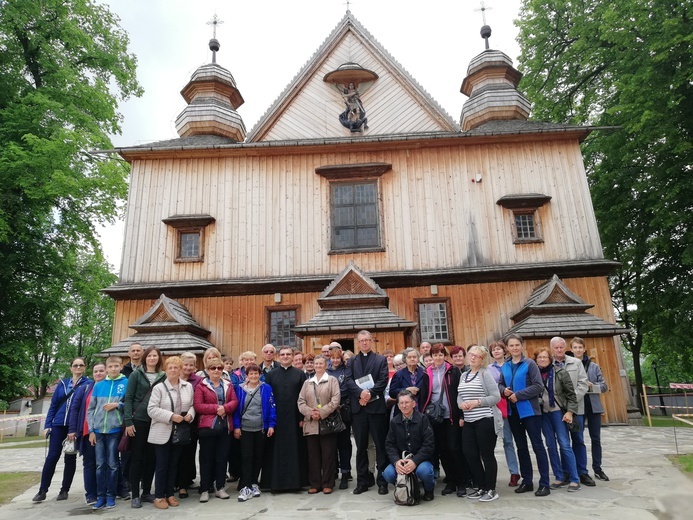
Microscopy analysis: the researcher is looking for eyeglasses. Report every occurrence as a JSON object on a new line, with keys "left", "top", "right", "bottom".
{"left": 279, "top": 352, "right": 293, "bottom": 356}
{"left": 72, "top": 364, "right": 85, "bottom": 368}
{"left": 208, "top": 366, "right": 224, "bottom": 371}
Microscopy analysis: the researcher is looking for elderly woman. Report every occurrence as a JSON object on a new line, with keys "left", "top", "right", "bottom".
{"left": 123, "top": 346, "right": 165, "bottom": 508}
{"left": 33, "top": 357, "right": 91, "bottom": 502}
{"left": 533, "top": 347, "right": 580, "bottom": 492}
{"left": 197, "top": 347, "right": 231, "bottom": 381}
{"left": 231, "top": 351, "right": 257, "bottom": 387}
{"left": 303, "top": 353, "right": 316, "bottom": 379}
{"left": 233, "top": 364, "right": 276, "bottom": 502}
{"left": 292, "top": 350, "right": 304, "bottom": 370}
{"left": 570, "top": 337, "right": 609, "bottom": 481}
{"left": 297, "top": 355, "right": 341, "bottom": 494}
{"left": 488, "top": 340, "right": 520, "bottom": 487}
{"left": 389, "top": 349, "right": 428, "bottom": 414}
{"left": 499, "top": 334, "right": 551, "bottom": 497}
{"left": 457, "top": 346, "right": 501, "bottom": 502}
{"left": 147, "top": 356, "right": 195, "bottom": 509}
{"left": 194, "top": 355, "right": 238, "bottom": 503}
{"left": 177, "top": 352, "right": 202, "bottom": 498}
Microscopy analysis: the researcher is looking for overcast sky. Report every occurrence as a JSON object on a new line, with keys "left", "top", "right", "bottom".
{"left": 99, "top": 0, "right": 524, "bottom": 271}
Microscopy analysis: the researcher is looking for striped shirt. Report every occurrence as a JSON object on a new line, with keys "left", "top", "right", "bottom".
{"left": 457, "top": 370, "right": 493, "bottom": 422}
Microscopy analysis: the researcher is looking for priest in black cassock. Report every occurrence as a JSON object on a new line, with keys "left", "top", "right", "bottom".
{"left": 261, "top": 345, "right": 308, "bottom": 491}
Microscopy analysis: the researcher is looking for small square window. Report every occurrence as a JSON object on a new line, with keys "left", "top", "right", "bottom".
{"left": 162, "top": 214, "right": 214, "bottom": 264}
{"left": 266, "top": 306, "right": 300, "bottom": 348}
{"left": 511, "top": 209, "right": 543, "bottom": 244}
{"left": 180, "top": 232, "right": 200, "bottom": 258}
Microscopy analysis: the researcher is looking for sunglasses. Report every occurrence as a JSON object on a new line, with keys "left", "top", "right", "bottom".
{"left": 208, "top": 366, "right": 224, "bottom": 371}
{"left": 72, "top": 364, "right": 85, "bottom": 368}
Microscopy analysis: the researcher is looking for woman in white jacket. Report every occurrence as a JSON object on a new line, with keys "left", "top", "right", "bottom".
{"left": 147, "top": 356, "right": 195, "bottom": 509}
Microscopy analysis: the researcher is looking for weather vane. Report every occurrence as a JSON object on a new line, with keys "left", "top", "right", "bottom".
{"left": 206, "top": 14, "right": 224, "bottom": 63}
{"left": 475, "top": 1, "right": 493, "bottom": 50}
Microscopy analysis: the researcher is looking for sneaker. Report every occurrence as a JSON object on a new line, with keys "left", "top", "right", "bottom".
{"left": 456, "top": 487, "right": 467, "bottom": 497}
{"left": 131, "top": 497, "right": 142, "bottom": 508}
{"left": 580, "top": 474, "right": 596, "bottom": 487}
{"left": 594, "top": 470, "right": 610, "bottom": 481}
{"left": 56, "top": 490, "right": 68, "bottom": 501}
{"left": 199, "top": 491, "right": 209, "bottom": 503}
{"left": 85, "top": 496, "right": 97, "bottom": 506}
{"left": 441, "top": 484, "right": 457, "bottom": 495}
{"left": 550, "top": 480, "right": 568, "bottom": 490}
{"left": 251, "top": 484, "right": 261, "bottom": 497}
{"left": 105, "top": 497, "right": 116, "bottom": 509}
{"left": 479, "top": 489, "right": 499, "bottom": 502}
{"left": 141, "top": 493, "right": 155, "bottom": 503}
{"left": 119, "top": 490, "right": 130, "bottom": 500}
{"left": 215, "top": 488, "right": 230, "bottom": 499}
{"left": 567, "top": 483, "right": 581, "bottom": 492}
{"left": 238, "top": 487, "right": 253, "bottom": 502}
{"left": 92, "top": 498, "right": 106, "bottom": 510}
{"left": 32, "top": 490, "right": 47, "bottom": 502}
{"left": 466, "top": 489, "right": 484, "bottom": 499}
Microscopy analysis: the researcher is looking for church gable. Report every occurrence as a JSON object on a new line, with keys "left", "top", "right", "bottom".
{"left": 247, "top": 13, "right": 457, "bottom": 142}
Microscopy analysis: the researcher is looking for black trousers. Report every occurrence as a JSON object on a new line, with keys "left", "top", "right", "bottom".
{"left": 462, "top": 417, "right": 498, "bottom": 491}
{"left": 177, "top": 428, "right": 198, "bottom": 488}
{"left": 351, "top": 411, "right": 388, "bottom": 487}
{"left": 239, "top": 430, "right": 265, "bottom": 489}
{"left": 154, "top": 441, "right": 183, "bottom": 498}
{"left": 198, "top": 432, "right": 231, "bottom": 492}
{"left": 129, "top": 419, "right": 155, "bottom": 498}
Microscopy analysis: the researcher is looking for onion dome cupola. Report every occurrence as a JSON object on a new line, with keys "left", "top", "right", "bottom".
{"left": 459, "top": 23, "right": 531, "bottom": 131}
{"left": 175, "top": 17, "right": 246, "bottom": 142}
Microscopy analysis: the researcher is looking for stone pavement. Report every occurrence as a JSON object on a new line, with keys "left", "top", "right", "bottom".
{"left": 1, "top": 426, "right": 692, "bottom": 519}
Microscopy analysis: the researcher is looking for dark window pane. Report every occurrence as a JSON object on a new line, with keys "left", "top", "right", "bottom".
{"left": 270, "top": 310, "right": 297, "bottom": 348}
{"left": 180, "top": 232, "right": 200, "bottom": 258}
{"left": 334, "top": 206, "right": 355, "bottom": 227}
{"left": 331, "top": 181, "right": 380, "bottom": 250}
{"left": 357, "top": 227, "right": 378, "bottom": 246}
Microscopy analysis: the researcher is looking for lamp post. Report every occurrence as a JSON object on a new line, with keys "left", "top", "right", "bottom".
{"left": 652, "top": 361, "right": 667, "bottom": 416}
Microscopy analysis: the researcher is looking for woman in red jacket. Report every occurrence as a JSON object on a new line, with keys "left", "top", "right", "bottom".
{"left": 194, "top": 355, "right": 238, "bottom": 503}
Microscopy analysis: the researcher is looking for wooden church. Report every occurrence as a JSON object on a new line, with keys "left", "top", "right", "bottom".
{"left": 102, "top": 12, "right": 630, "bottom": 423}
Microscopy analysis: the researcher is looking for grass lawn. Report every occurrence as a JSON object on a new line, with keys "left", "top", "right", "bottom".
{"left": 642, "top": 416, "right": 693, "bottom": 428}
{"left": 668, "top": 454, "right": 693, "bottom": 478}
{"left": 0, "top": 472, "right": 40, "bottom": 505}
{"left": 0, "top": 435, "right": 45, "bottom": 449}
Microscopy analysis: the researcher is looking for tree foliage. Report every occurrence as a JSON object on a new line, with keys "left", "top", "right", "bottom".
{"left": 516, "top": 0, "right": 693, "bottom": 403}
{"left": 0, "top": 0, "right": 142, "bottom": 401}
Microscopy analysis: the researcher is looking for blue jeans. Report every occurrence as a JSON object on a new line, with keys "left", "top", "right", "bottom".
{"left": 79, "top": 436, "right": 97, "bottom": 500}
{"left": 567, "top": 415, "right": 588, "bottom": 476}
{"left": 541, "top": 411, "right": 579, "bottom": 483}
{"left": 95, "top": 432, "right": 121, "bottom": 499}
{"left": 502, "top": 418, "right": 519, "bottom": 475}
{"left": 383, "top": 460, "right": 435, "bottom": 492}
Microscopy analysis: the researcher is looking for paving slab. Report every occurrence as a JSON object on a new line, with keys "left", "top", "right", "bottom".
{"left": 1, "top": 425, "right": 691, "bottom": 519}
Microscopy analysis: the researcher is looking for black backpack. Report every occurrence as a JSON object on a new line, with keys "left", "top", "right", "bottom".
{"left": 393, "top": 452, "right": 422, "bottom": 506}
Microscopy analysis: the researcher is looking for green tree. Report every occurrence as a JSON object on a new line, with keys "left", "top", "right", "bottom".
{"left": 516, "top": 0, "right": 693, "bottom": 408}
{"left": 0, "top": 0, "right": 141, "bottom": 401}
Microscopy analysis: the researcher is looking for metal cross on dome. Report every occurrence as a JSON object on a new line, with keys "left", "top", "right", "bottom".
{"left": 207, "top": 13, "right": 224, "bottom": 39}
{"left": 475, "top": 1, "right": 493, "bottom": 50}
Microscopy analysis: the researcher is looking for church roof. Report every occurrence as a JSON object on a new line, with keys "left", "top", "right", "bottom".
{"left": 101, "top": 294, "right": 214, "bottom": 356}
{"left": 506, "top": 275, "right": 629, "bottom": 338}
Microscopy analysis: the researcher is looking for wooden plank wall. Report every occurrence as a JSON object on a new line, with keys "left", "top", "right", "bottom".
{"left": 261, "top": 32, "right": 448, "bottom": 142}
{"left": 120, "top": 140, "right": 602, "bottom": 284}
{"left": 112, "top": 276, "right": 626, "bottom": 422}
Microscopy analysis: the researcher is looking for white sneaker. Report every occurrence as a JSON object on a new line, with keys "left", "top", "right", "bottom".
{"left": 238, "top": 487, "right": 253, "bottom": 502}
{"left": 251, "top": 484, "right": 261, "bottom": 497}
{"left": 199, "top": 491, "right": 209, "bottom": 503}
{"left": 479, "top": 489, "right": 499, "bottom": 502}
{"left": 215, "top": 488, "right": 230, "bottom": 499}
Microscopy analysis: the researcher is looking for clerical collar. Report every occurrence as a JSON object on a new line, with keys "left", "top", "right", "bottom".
{"left": 360, "top": 351, "right": 370, "bottom": 357}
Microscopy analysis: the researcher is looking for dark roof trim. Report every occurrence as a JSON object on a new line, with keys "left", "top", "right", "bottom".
{"left": 315, "top": 162, "right": 392, "bottom": 179}
{"left": 162, "top": 214, "right": 216, "bottom": 228}
{"left": 497, "top": 193, "right": 552, "bottom": 209}
{"left": 103, "top": 259, "right": 620, "bottom": 300}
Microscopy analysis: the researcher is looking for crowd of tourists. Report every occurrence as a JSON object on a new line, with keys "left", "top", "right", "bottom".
{"left": 32, "top": 331, "right": 609, "bottom": 509}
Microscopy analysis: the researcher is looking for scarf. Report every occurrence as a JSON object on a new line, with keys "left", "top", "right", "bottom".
{"left": 581, "top": 353, "right": 591, "bottom": 373}
{"left": 539, "top": 365, "right": 555, "bottom": 407}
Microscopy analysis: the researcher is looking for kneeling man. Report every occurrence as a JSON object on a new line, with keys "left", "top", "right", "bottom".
{"left": 383, "top": 390, "right": 435, "bottom": 501}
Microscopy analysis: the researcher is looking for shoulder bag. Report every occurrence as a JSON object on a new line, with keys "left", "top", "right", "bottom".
{"left": 166, "top": 386, "right": 191, "bottom": 446}
{"left": 312, "top": 383, "right": 345, "bottom": 435}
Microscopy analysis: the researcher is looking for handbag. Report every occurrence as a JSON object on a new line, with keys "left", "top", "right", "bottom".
{"left": 312, "top": 383, "right": 345, "bottom": 435}
{"left": 424, "top": 390, "right": 446, "bottom": 425}
{"left": 339, "top": 398, "right": 352, "bottom": 424}
{"left": 62, "top": 437, "right": 76, "bottom": 455}
{"left": 117, "top": 432, "right": 131, "bottom": 453}
{"left": 165, "top": 387, "right": 191, "bottom": 445}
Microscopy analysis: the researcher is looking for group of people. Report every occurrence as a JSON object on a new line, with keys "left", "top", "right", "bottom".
{"left": 33, "top": 331, "right": 608, "bottom": 509}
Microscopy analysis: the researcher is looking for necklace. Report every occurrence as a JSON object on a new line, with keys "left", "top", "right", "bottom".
{"left": 464, "top": 370, "right": 479, "bottom": 383}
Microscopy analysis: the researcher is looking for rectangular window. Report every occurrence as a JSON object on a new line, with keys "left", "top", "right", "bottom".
{"left": 267, "top": 306, "right": 300, "bottom": 348}
{"left": 511, "top": 209, "right": 543, "bottom": 244}
{"left": 415, "top": 298, "right": 453, "bottom": 344}
{"left": 331, "top": 181, "right": 381, "bottom": 252}
{"left": 180, "top": 231, "right": 200, "bottom": 258}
